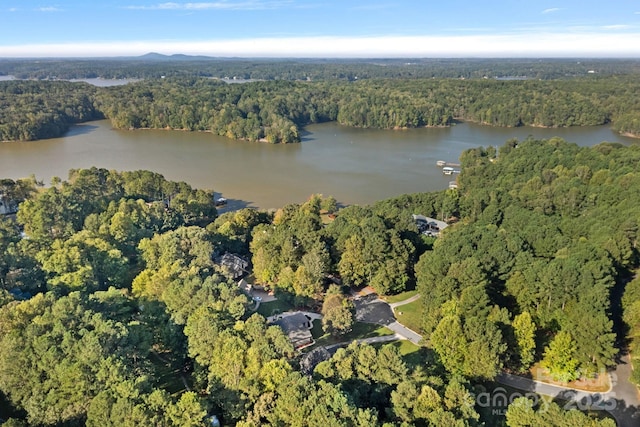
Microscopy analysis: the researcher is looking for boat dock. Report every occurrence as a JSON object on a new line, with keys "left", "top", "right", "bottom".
{"left": 436, "top": 160, "right": 461, "bottom": 168}
{"left": 442, "top": 166, "right": 461, "bottom": 175}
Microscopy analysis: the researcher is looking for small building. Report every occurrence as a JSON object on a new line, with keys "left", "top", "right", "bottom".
{"left": 0, "top": 193, "right": 18, "bottom": 215}
{"left": 218, "top": 253, "right": 249, "bottom": 279}
{"left": 412, "top": 214, "right": 449, "bottom": 237}
{"left": 273, "top": 312, "right": 314, "bottom": 349}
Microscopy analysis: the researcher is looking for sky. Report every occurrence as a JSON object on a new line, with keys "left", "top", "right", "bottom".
{"left": 0, "top": 0, "right": 639, "bottom": 58}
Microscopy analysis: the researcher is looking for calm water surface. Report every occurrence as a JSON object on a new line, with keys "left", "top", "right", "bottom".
{"left": 0, "top": 120, "right": 634, "bottom": 209}
{"left": 0, "top": 75, "right": 138, "bottom": 87}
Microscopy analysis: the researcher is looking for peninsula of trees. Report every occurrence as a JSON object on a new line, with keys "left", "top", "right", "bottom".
{"left": 1, "top": 134, "right": 638, "bottom": 426}
{"left": 1, "top": 59, "right": 640, "bottom": 143}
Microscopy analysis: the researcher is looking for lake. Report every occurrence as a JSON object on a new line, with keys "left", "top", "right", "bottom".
{"left": 0, "top": 120, "right": 634, "bottom": 209}
{"left": 0, "top": 75, "right": 139, "bottom": 87}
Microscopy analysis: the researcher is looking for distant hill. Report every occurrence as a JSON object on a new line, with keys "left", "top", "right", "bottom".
{"left": 137, "top": 52, "right": 218, "bottom": 61}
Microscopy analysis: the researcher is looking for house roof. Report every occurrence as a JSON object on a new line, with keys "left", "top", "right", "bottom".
{"left": 218, "top": 253, "right": 249, "bottom": 278}
{"left": 273, "top": 312, "right": 312, "bottom": 346}
{"left": 274, "top": 312, "right": 310, "bottom": 332}
{"left": 412, "top": 214, "right": 448, "bottom": 231}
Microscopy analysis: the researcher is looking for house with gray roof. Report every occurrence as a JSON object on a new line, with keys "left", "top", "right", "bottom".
{"left": 273, "top": 312, "right": 314, "bottom": 349}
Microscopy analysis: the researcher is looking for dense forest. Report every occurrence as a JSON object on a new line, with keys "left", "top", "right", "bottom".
{"left": 245, "top": 137, "right": 640, "bottom": 382}
{"left": 2, "top": 57, "right": 640, "bottom": 143}
{"left": 1, "top": 133, "right": 639, "bottom": 425}
{"left": 0, "top": 81, "right": 101, "bottom": 141}
{"left": 2, "top": 75, "right": 640, "bottom": 144}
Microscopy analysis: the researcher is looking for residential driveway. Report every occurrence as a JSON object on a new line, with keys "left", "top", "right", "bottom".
{"left": 353, "top": 294, "right": 423, "bottom": 344}
{"left": 386, "top": 321, "right": 422, "bottom": 345}
{"left": 354, "top": 294, "right": 395, "bottom": 326}
{"left": 250, "top": 288, "right": 277, "bottom": 303}
{"left": 388, "top": 294, "right": 421, "bottom": 309}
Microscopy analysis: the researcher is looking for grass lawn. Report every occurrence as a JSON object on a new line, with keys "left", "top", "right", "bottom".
{"left": 381, "top": 289, "right": 419, "bottom": 304}
{"left": 394, "top": 300, "right": 423, "bottom": 335}
{"left": 256, "top": 299, "right": 295, "bottom": 318}
{"left": 370, "top": 340, "right": 435, "bottom": 368}
{"left": 385, "top": 339, "right": 420, "bottom": 356}
{"left": 311, "top": 321, "right": 396, "bottom": 348}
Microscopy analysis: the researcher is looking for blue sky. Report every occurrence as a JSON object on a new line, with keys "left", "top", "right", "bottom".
{"left": 1, "top": 0, "right": 639, "bottom": 57}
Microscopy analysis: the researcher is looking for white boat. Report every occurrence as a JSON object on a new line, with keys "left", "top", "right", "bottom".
{"left": 442, "top": 167, "right": 454, "bottom": 175}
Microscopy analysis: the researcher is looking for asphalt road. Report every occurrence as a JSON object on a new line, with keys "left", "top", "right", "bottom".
{"left": 497, "top": 363, "right": 640, "bottom": 427}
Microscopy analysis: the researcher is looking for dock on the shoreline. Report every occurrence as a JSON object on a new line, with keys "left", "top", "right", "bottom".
{"left": 436, "top": 160, "right": 461, "bottom": 168}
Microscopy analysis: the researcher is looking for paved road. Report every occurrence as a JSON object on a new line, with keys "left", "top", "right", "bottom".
{"left": 608, "top": 354, "right": 640, "bottom": 427}
{"left": 497, "top": 368, "right": 640, "bottom": 427}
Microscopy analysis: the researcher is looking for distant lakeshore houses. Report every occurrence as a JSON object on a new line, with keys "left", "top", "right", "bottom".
{"left": 0, "top": 192, "right": 18, "bottom": 215}
{"left": 412, "top": 214, "right": 448, "bottom": 237}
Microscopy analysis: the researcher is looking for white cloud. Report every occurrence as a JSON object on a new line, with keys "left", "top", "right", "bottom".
{"left": 36, "top": 6, "right": 61, "bottom": 12}
{"left": 542, "top": 8, "right": 562, "bottom": 14}
{"left": 601, "top": 24, "right": 632, "bottom": 30}
{"left": 1, "top": 32, "right": 640, "bottom": 58}
{"left": 126, "top": 1, "right": 292, "bottom": 10}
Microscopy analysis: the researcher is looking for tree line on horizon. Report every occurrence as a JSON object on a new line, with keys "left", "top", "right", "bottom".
{"left": 2, "top": 57, "right": 639, "bottom": 81}
{"left": 1, "top": 74, "right": 640, "bottom": 143}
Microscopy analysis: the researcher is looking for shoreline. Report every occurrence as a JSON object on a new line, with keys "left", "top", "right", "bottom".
{"left": 621, "top": 131, "right": 640, "bottom": 139}
{"left": 3, "top": 117, "right": 636, "bottom": 144}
